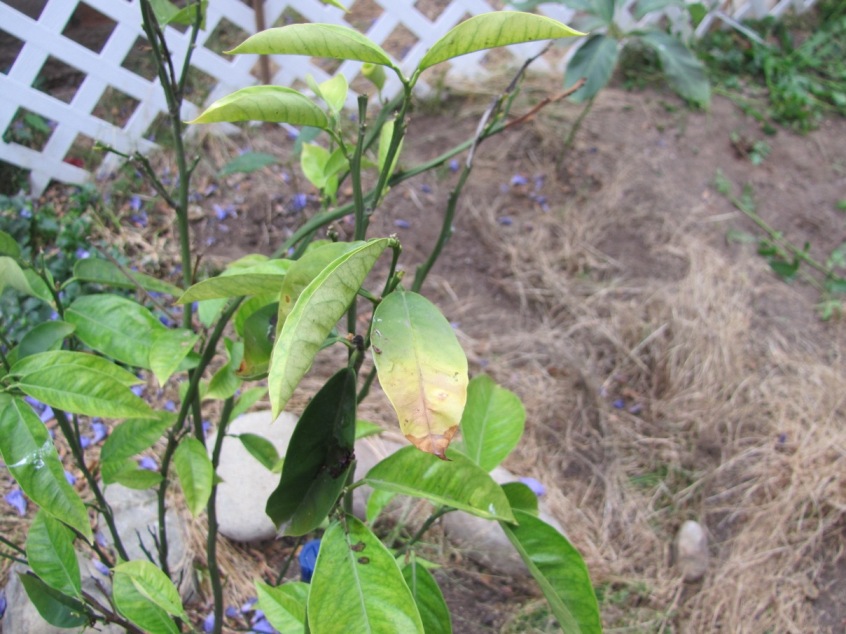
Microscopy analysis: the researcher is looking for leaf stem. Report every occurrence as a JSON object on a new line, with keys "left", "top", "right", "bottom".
{"left": 395, "top": 505, "right": 454, "bottom": 556}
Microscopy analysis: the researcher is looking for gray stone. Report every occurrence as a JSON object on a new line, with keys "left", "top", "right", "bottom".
{"left": 210, "top": 410, "right": 298, "bottom": 542}
{"left": 103, "top": 483, "right": 196, "bottom": 600}
{"left": 676, "top": 520, "right": 709, "bottom": 582}
{"left": 2, "top": 560, "right": 121, "bottom": 634}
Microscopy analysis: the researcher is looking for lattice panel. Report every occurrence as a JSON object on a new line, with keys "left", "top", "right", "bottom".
{"left": 0, "top": 0, "right": 817, "bottom": 195}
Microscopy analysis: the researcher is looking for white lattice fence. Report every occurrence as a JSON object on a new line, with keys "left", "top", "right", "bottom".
{"left": 0, "top": 0, "right": 817, "bottom": 195}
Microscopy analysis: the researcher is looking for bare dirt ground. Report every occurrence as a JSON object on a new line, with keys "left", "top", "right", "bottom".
{"left": 3, "top": 71, "right": 846, "bottom": 633}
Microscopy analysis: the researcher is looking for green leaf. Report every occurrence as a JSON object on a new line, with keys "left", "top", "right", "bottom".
{"left": 114, "top": 560, "right": 190, "bottom": 622}
{"left": 309, "top": 516, "right": 424, "bottom": 633}
{"left": 237, "top": 303, "right": 277, "bottom": 380}
{"left": 218, "top": 151, "right": 279, "bottom": 177}
{"left": 113, "top": 465, "right": 164, "bottom": 490}
{"left": 0, "top": 397, "right": 92, "bottom": 541}
{"left": 418, "top": 11, "right": 583, "bottom": 71}
{"left": 633, "top": 0, "right": 682, "bottom": 20}
{"left": 269, "top": 238, "right": 391, "bottom": 418}
{"left": 256, "top": 580, "right": 308, "bottom": 632}
{"left": 319, "top": 74, "right": 349, "bottom": 113}
{"left": 639, "top": 30, "right": 710, "bottom": 107}
{"left": 319, "top": 0, "right": 347, "bottom": 10}
{"left": 456, "top": 374, "right": 525, "bottom": 472}
{"left": 377, "top": 119, "right": 403, "bottom": 176}
{"left": 19, "top": 573, "right": 90, "bottom": 629}
{"left": 300, "top": 143, "right": 336, "bottom": 193}
{"left": 276, "top": 242, "right": 357, "bottom": 335}
{"left": 366, "top": 488, "right": 396, "bottom": 524}
{"left": 17, "top": 321, "right": 75, "bottom": 359}
{"left": 14, "top": 365, "right": 153, "bottom": 419}
{"left": 362, "top": 62, "right": 386, "bottom": 91}
{"left": 173, "top": 436, "right": 214, "bottom": 516}
{"left": 26, "top": 510, "right": 82, "bottom": 599}
{"left": 502, "top": 481, "right": 539, "bottom": 515}
{"left": 687, "top": 2, "right": 708, "bottom": 27}
{"left": 0, "top": 230, "right": 21, "bottom": 258}
{"left": 364, "top": 446, "right": 515, "bottom": 522}
{"left": 188, "top": 86, "right": 330, "bottom": 128}
{"left": 266, "top": 368, "right": 356, "bottom": 535}
{"left": 230, "top": 386, "right": 269, "bottom": 420}
{"left": 65, "top": 295, "right": 164, "bottom": 369}
{"left": 150, "top": 328, "right": 199, "bottom": 386}
{"left": 205, "top": 339, "right": 243, "bottom": 401}
{"left": 101, "top": 415, "right": 175, "bottom": 484}
{"left": 355, "top": 419, "right": 383, "bottom": 439}
{"left": 177, "top": 259, "right": 290, "bottom": 303}
{"left": 234, "top": 294, "right": 277, "bottom": 337}
{"left": 9, "top": 350, "right": 142, "bottom": 387}
{"left": 236, "top": 433, "right": 281, "bottom": 471}
{"left": 228, "top": 23, "right": 394, "bottom": 67}
{"left": 500, "top": 510, "right": 602, "bottom": 634}
{"left": 198, "top": 297, "right": 227, "bottom": 327}
{"left": 168, "top": 0, "right": 207, "bottom": 28}
{"left": 564, "top": 34, "right": 619, "bottom": 103}
{"left": 371, "top": 290, "right": 468, "bottom": 459}
{"left": 112, "top": 568, "right": 180, "bottom": 634}
{"left": 148, "top": 0, "right": 179, "bottom": 25}
{"left": 72, "top": 258, "right": 182, "bottom": 296}
{"left": 401, "top": 556, "right": 452, "bottom": 634}
{"left": 0, "top": 257, "right": 53, "bottom": 303}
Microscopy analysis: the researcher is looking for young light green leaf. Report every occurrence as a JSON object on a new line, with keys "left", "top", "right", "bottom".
{"left": 112, "top": 569, "right": 179, "bottom": 634}
{"left": 234, "top": 294, "right": 277, "bottom": 337}
{"left": 198, "top": 297, "right": 227, "bottom": 328}
{"left": 355, "top": 419, "right": 383, "bottom": 439}
{"left": 206, "top": 339, "right": 243, "bottom": 401}
{"left": 18, "top": 573, "right": 90, "bottom": 629}
{"left": 361, "top": 62, "right": 386, "bottom": 92}
{"left": 319, "top": 73, "right": 349, "bottom": 113}
{"left": 17, "top": 321, "right": 75, "bottom": 359}
{"left": 0, "top": 230, "right": 21, "bottom": 258}
{"left": 371, "top": 290, "right": 468, "bottom": 459}
{"left": 237, "top": 303, "right": 277, "bottom": 380}
{"left": 266, "top": 368, "right": 356, "bottom": 535}
{"left": 26, "top": 511, "right": 82, "bottom": 599}
{"left": 457, "top": 374, "right": 525, "bottom": 472}
{"left": 276, "top": 241, "right": 358, "bottom": 335}
{"left": 639, "top": 30, "right": 710, "bottom": 107}
{"left": 167, "top": 0, "right": 208, "bottom": 28}
{"left": 418, "top": 12, "right": 583, "bottom": 71}
{"left": 364, "top": 446, "right": 515, "bottom": 522}
{"left": 0, "top": 257, "right": 52, "bottom": 303}
{"left": 269, "top": 238, "right": 391, "bottom": 418}
{"left": 177, "top": 259, "right": 290, "bottom": 303}
{"left": 255, "top": 580, "right": 308, "bottom": 632}
{"left": 0, "top": 398, "right": 92, "bottom": 541}
{"left": 401, "top": 556, "right": 452, "bottom": 634}
{"left": 112, "top": 466, "right": 164, "bottom": 490}
{"left": 173, "top": 437, "right": 214, "bottom": 516}
{"left": 309, "top": 517, "right": 424, "bottom": 633}
{"left": 300, "top": 142, "right": 332, "bottom": 190}
{"left": 148, "top": 0, "right": 180, "bottom": 25}
{"left": 564, "top": 34, "right": 619, "bottom": 103}
{"left": 72, "top": 258, "right": 182, "bottom": 296}
{"left": 228, "top": 23, "right": 394, "bottom": 67}
{"left": 319, "top": 0, "right": 347, "bottom": 9}
{"left": 236, "top": 433, "right": 281, "bottom": 471}
{"left": 218, "top": 151, "right": 279, "bottom": 177}
{"left": 188, "top": 86, "right": 329, "bottom": 128}
{"left": 14, "top": 365, "right": 153, "bottom": 419}
{"left": 365, "top": 488, "right": 396, "bottom": 524}
{"left": 114, "top": 560, "right": 190, "bottom": 622}
{"left": 230, "top": 386, "right": 269, "bottom": 420}
{"left": 500, "top": 510, "right": 602, "bottom": 634}
{"left": 377, "top": 119, "right": 403, "bottom": 176}
{"left": 10, "top": 350, "right": 142, "bottom": 387}
{"left": 65, "top": 295, "right": 164, "bottom": 369}
{"left": 502, "top": 481, "right": 539, "bottom": 515}
{"left": 150, "top": 328, "right": 199, "bottom": 386}
{"left": 101, "top": 415, "right": 175, "bottom": 484}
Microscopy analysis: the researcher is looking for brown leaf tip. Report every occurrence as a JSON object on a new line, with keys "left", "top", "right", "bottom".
{"left": 406, "top": 425, "right": 459, "bottom": 460}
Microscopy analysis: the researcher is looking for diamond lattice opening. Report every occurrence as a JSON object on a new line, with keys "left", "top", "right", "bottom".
{"left": 271, "top": 7, "right": 307, "bottom": 27}
{"left": 205, "top": 18, "right": 249, "bottom": 55}
{"left": 345, "top": 0, "right": 383, "bottom": 34}
{"left": 92, "top": 86, "right": 140, "bottom": 128}
{"left": 414, "top": 0, "right": 446, "bottom": 23}
{"left": 3, "top": 108, "right": 56, "bottom": 151}
{"left": 32, "top": 56, "right": 85, "bottom": 104}
{"left": 64, "top": 132, "right": 99, "bottom": 171}
{"left": 381, "top": 24, "right": 420, "bottom": 61}
{"left": 122, "top": 37, "right": 157, "bottom": 81}
{"left": 0, "top": 28, "right": 25, "bottom": 75}
{"left": 62, "top": 3, "right": 116, "bottom": 54}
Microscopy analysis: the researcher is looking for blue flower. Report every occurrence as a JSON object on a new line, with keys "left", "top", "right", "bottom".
{"left": 612, "top": 398, "right": 625, "bottom": 409}
{"left": 299, "top": 539, "right": 321, "bottom": 582}
{"left": 510, "top": 174, "right": 528, "bottom": 186}
{"left": 130, "top": 385, "right": 144, "bottom": 397}
{"left": 92, "top": 559, "right": 110, "bottom": 575}
{"left": 393, "top": 219, "right": 411, "bottom": 229}
{"left": 241, "top": 597, "right": 257, "bottom": 613}
{"left": 91, "top": 422, "right": 108, "bottom": 444}
{"left": 225, "top": 605, "right": 239, "bottom": 618}
{"left": 0, "top": 591, "right": 6, "bottom": 619}
{"left": 203, "top": 612, "right": 216, "bottom": 633}
{"left": 75, "top": 248, "right": 90, "bottom": 259}
{"left": 138, "top": 456, "right": 158, "bottom": 471}
{"left": 448, "top": 159, "right": 460, "bottom": 172}
{"left": 64, "top": 470, "right": 77, "bottom": 485}
{"left": 291, "top": 193, "right": 308, "bottom": 212}
{"left": 80, "top": 436, "right": 91, "bottom": 449}
{"left": 96, "top": 531, "right": 108, "bottom": 547}
{"left": 5, "top": 488, "right": 27, "bottom": 516}
{"left": 39, "top": 405, "right": 54, "bottom": 423}
{"left": 497, "top": 216, "right": 513, "bottom": 226}
{"left": 129, "top": 195, "right": 143, "bottom": 212}
{"left": 164, "top": 400, "right": 176, "bottom": 412}
{"left": 24, "top": 395, "right": 45, "bottom": 412}
{"left": 251, "top": 617, "right": 277, "bottom": 633}
{"left": 518, "top": 477, "right": 546, "bottom": 497}
{"left": 202, "top": 421, "right": 212, "bottom": 436}
{"left": 130, "top": 211, "right": 148, "bottom": 228}
{"left": 420, "top": 183, "right": 432, "bottom": 193}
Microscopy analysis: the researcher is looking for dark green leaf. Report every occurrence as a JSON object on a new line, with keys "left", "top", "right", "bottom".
{"left": 230, "top": 386, "right": 269, "bottom": 420}
{"left": 633, "top": 0, "right": 681, "bottom": 20}
{"left": 219, "top": 152, "right": 279, "bottom": 177}
{"left": 0, "top": 230, "right": 21, "bottom": 258}
{"left": 10, "top": 350, "right": 142, "bottom": 387}
{"left": 309, "top": 517, "right": 424, "bottom": 633}
{"left": 564, "top": 34, "right": 619, "bottom": 103}
{"left": 26, "top": 511, "right": 82, "bottom": 599}
{"left": 401, "top": 556, "right": 452, "bottom": 634}
{"left": 173, "top": 437, "right": 214, "bottom": 516}
{"left": 236, "top": 433, "right": 281, "bottom": 471}
{"left": 19, "top": 573, "right": 90, "bottom": 629}
{"left": 502, "top": 482, "right": 539, "bottom": 515}
{"left": 0, "top": 397, "right": 92, "bottom": 541}
{"left": 266, "top": 368, "right": 356, "bottom": 535}
{"left": 114, "top": 560, "right": 189, "bottom": 622}
{"left": 112, "top": 568, "right": 180, "bottom": 634}
{"left": 364, "top": 446, "right": 515, "bottom": 522}
{"left": 639, "top": 30, "right": 710, "bottom": 107}
{"left": 101, "top": 415, "right": 175, "bottom": 484}
{"left": 72, "top": 258, "right": 182, "bottom": 296}
{"left": 17, "top": 321, "right": 75, "bottom": 359}
{"left": 500, "top": 510, "right": 601, "bottom": 633}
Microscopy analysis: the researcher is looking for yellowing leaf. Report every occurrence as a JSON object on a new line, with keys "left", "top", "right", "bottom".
{"left": 371, "top": 290, "right": 468, "bottom": 458}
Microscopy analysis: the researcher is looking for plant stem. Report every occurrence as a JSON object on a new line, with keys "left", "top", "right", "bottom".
{"left": 347, "top": 95, "right": 370, "bottom": 342}
{"left": 356, "top": 367, "right": 377, "bottom": 404}
{"left": 562, "top": 96, "right": 595, "bottom": 154}
{"left": 206, "top": 396, "right": 234, "bottom": 634}
{"left": 0, "top": 534, "right": 26, "bottom": 555}
{"left": 395, "top": 506, "right": 454, "bottom": 556}
{"left": 274, "top": 535, "right": 305, "bottom": 585}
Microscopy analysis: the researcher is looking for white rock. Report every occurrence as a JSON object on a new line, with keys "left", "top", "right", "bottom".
{"left": 210, "top": 410, "right": 298, "bottom": 542}
{"left": 676, "top": 520, "right": 709, "bottom": 582}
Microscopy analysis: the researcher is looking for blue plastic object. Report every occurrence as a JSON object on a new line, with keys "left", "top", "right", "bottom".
{"left": 299, "top": 539, "right": 321, "bottom": 582}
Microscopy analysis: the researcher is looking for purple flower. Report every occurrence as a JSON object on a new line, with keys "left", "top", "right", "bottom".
{"left": 130, "top": 385, "right": 144, "bottom": 397}
{"left": 203, "top": 612, "right": 215, "bottom": 633}
{"left": 64, "top": 470, "right": 77, "bottom": 485}
{"left": 38, "top": 405, "right": 54, "bottom": 423}
{"left": 91, "top": 422, "right": 108, "bottom": 444}
{"left": 213, "top": 203, "right": 236, "bottom": 221}
{"left": 287, "top": 127, "right": 300, "bottom": 140}
{"left": 80, "top": 436, "right": 92, "bottom": 449}
{"left": 96, "top": 531, "right": 108, "bottom": 547}
{"left": 519, "top": 477, "right": 546, "bottom": 497}
{"left": 130, "top": 211, "right": 148, "bottom": 228}
{"left": 92, "top": 559, "right": 110, "bottom": 575}
{"left": 138, "top": 456, "right": 158, "bottom": 471}
{"left": 280, "top": 170, "right": 291, "bottom": 184}
{"left": 129, "top": 195, "right": 143, "bottom": 212}
{"left": 534, "top": 174, "right": 545, "bottom": 191}
{"left": 205, "top": 236, "right": 216, "bottom": 246}
{"left": 497, "top": 216, "right": 513, "bottom": 226}
{"left": 251, "top": 617, "right": 276, "bottom": 633}
{"left": 24, "top": 395, "right": 45, "bottom": 412}
{"left": 612, "top": 398, "right": 625, "bottom": 409}
{"left": 448, "top": 159, "right": 460, "bottom": 172}
{"left": 164, "top": 400, "right": 176, "bottom": 412}
{"left": 75, "top": 248, "right": 90, "bottom": 259}
{"left": 299, "top": 539, "right": 321, "bottom": 582}
{"left": 393, "top": 219, "right": 411, "bottom": 229}
{"left": 241, "top": 598, "right": 257, "bottom": 613}
{"left": 202, "top": 421, "right": 212, "bottom": 436}
{"left": 290, "top": 193, "right": 308, "bottom": 212}
{"left": 49, "top": 311, "right": 59, "bottom": 320}
{"left": 0, "top": 591, "right": 6, "bottom": 619}
{"left": 225, "top": 606, "right": 239, "bottom": 618}
{"left": 778, "top": 433, "right": 787, "bottom": 444}
{"left": 204, "top": 184, "right": 218, "bottom": 196}
{"left": 420, "top": 183, "right": 432, "bottom": 193}
{"left": 511, "top": 174, "right": 528, "bottom": 186}
{"left": 628, "top": 403, "right": 643, "bottom": 415}
{"left": 5, "top": 488, "right": 27, "bottom": 516}
{"left": 159, "top": 315, "right": 175, "bottom": 328}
